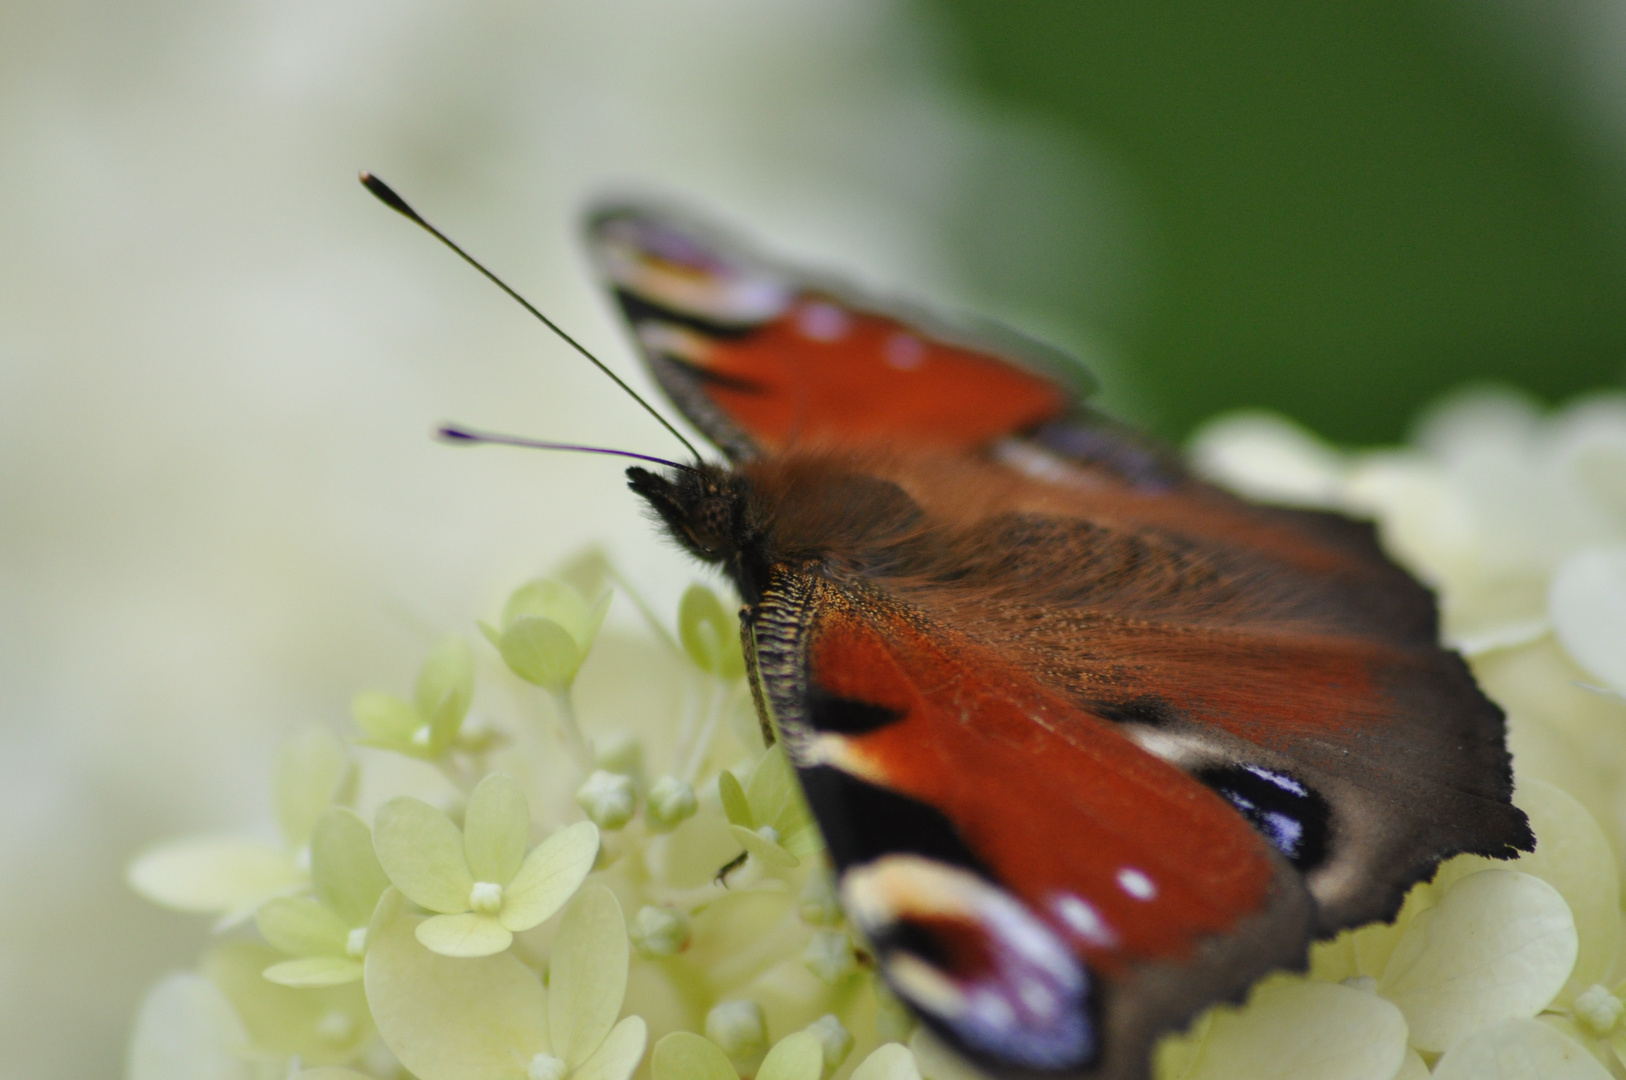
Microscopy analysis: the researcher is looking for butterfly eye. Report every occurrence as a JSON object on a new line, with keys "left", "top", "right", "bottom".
{"left": 685, "top": 497, "right": 735, "bottom": 555}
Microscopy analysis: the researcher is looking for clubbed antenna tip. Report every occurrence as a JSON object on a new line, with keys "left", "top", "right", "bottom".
{"left": 358, "top": 172, "right": 422, "bottom": 224}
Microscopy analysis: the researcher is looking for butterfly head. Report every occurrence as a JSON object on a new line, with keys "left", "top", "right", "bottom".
{"left": 626, "top": 463, "right": 763, "bottom": 577}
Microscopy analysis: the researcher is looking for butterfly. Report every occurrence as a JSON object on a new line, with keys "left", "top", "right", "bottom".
{"left": 358, "top": 174, "right": 1533, "bottom": 1080}
{"left": 585, "top": 206, "right": 1533, "bottom": 1080}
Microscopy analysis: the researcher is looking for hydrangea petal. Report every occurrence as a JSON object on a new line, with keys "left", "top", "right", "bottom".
{"left": 1184, "top": 979, "right": 1406, "bottom": 1080}
{"left": 1379, "top": 869, "right": 1578, "bottom": 1052}
{"left": 203, "top": 942, "right": 373, "bottom": 1064}
{"left": 1391, "top": 1049, "right": 1429, "bottom": 1080}
{"left": 1152, "top": 1012, "right": 1212, "bottom": 1080}
{"left": 293, "top": 1070, "right": 375, "bottom": 1080}
{"left": 506, "top": 579, "right": 595, "bottom": 644}
{"left": 415, "top": 912, "right": 514, "bottom": 957}
{"left": 351, "top": 691, "right": 421, "bottom": 744}
{"left": 373, "top": 796, "right": 475, "bottom": 913}
{"left": 414, "top": 636, "right": 474, "bottom": 742}
{"left": 575, "top": 1016, "right": 649, "bottom": 1080}
{"left": 365, "top": 911, "right": 547, "bottom": 1080}
{"left": 257, "top": 897, "right": 349, "bottom": 957}
{"left": 463, "top": 773, "right": 530, "bottom": 886}
{"left": 583, "top": 589, "right": 613, "bottom": 652}
{"left": 262, "top": 957, "right": 364, "bottom": 987}
{"left": 1539, "top": 1015, "right": 1617, "bottom": 1073}
{"left": 679, "top": 584, "right": 745, "bottom": 679}
{"left": 717, "top": 770, "right": 752, "bottom": 829}
{"left": 1438, "top": 779, "right": 1620, "bottom": 997}
{"left": 653, "top": 1032, "right": 739, "bottom": 1080}
{"left": 499, "top": 616, "right": 587, "bottom": 690}
{"left": 310, "top": 807, "right": 390, "bottom": 928}
{"left": 550, "top": 884, "right": 630, "bottom": 1069}
{"left": 744, "top": 746, "right": 799, "bottom": 837}
{"left": 1188, "top": 411, "right": 1346, "bottom": 508}
{"left": 742, "top": 746, "right": 820, "bottom": 857}
{"left": 274, "top": 726, "right": 354, "bottom": 848}
{"left": 730, "top": 824, "right": 798, "bottom": 870}
{"left": 757, "top": 1032, "right": 824, "bottom": 1080}
{"left": 1550, "top": 547, "right": 1626, "bottom": 695}
{"left": 128, "top": 972, "right": 253, "bottom": 1080}
{"left": 849, "top": 1043, "right": 921, "bottom": 1080}
{"left": 128, "top": 836, "right": 303, "bottom": 915}
{"left": 907, "top": 1030, "right": 986, "bottom": 1080}
{"left": 1432, "top": 1017, "right": 1612, "bottom": 1080}
{"left": 501, "top": 820, "right": 599, "bottom": 932}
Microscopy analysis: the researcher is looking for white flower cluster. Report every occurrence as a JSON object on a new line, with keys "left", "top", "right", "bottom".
{"left": 126, "top": 553, "right": 915, "bottom": 1080}
{"left": 1185, "top": 385, "right": 1626, "bottom": 1079}
{"left": 124, "top": 386, "right": 1626, "bottom": 1080}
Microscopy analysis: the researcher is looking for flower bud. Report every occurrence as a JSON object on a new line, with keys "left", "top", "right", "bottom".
{"left": 630, "top": 905, "right": 690, "bottom": 957}
{"left": 645, "top": 775, "right": 698, "bottom": 833}
{"left": 1575, "top": 984, "right": 1625, "bottom": 1035}
{"left": 705, "top": 999, "right": 767, "bottom": 1071}
{"left": 528, "top": 1052, "right": 569, "bottom": 1080}
{"left": 802, "top": 929, "right": 858, "bottom": 983}
{"left": 803, "top": 1014, "right": 854, "bottom": 1074}
{"left": 575, "top": 770, "right": 636, "bottom": 831}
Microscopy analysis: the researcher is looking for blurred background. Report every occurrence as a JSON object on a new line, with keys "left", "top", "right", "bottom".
{"left": 3, "top": 1, "right": 1624, "bottom": 1077}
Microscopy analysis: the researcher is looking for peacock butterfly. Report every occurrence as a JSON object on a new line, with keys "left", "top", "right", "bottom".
{"left": 362, "top": 176, "right": 1533, "bottom": 1080}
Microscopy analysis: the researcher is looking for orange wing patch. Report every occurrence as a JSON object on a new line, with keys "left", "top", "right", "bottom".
{"left": 591, "top": 207, "right": 1069, "bottom": 456}
{"left": 670, "top": 297, "right": 1067, "bottom": 452}
{"left": 801, "top": 593, "right": 1282, "bottom": 973}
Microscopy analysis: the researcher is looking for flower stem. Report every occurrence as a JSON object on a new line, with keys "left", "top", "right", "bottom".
{"left": 605, "top": 565, "right": 682, "bottom": 656}
{"left": 549, "top": 688, "right": 596, "bottom": 774}
{"left": 681, "top": 678, "right": 730, "bottom": 784}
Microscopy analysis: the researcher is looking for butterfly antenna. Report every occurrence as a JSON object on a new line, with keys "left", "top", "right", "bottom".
{"left": 359, "top": 171, "right": 703, "bottom": 462}
{"left": 438, "top": 424, "right": 699, "bottom": 473}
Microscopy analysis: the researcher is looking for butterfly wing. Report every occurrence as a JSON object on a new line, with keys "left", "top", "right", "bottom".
{"left": 597, "top": 203, "right": 1530, "bottom": 1075}
{"left": 748, "top": 567, "right": 1315, "bottom": 1080}
{"left": 590, "top": 205, "right": 1092, "bottom": 462}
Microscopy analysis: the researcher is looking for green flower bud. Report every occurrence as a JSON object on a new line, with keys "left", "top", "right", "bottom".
{"left": 645, "top": 776, "right": 698, "bottom": 833}
{"left": 802, "top": 930, "right": 857, "bottom": 983}
{"left": 630, "top": 905, "right": 690, "bottom": 957}
{"left": 576, "top": 770, "right": 636, "bottom": 831}
{"left": 802, "top": 1015, "right": 853, "bottom": 1074}
{"left": 705, "top": 999, "right": 767, "bottom": 1071}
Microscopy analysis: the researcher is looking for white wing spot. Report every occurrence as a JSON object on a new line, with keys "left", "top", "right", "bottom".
{"left": 797, "top": 301, "right": 851, "bottom": 342}
{"left": 884, "top": 332, "right": 927, "bottom": 370}
{"left": 1117, "top": 868, "right": 1157, "bottom": 901}
{"left": 1051, "top": 894, "right": 1117, "bottom": 948}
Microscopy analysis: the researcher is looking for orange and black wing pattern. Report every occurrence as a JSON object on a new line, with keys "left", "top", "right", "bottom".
{"left": 590, "top": 206, "right": 1096, "bottom": 462}
{"left": 749, "top": 570, "right": 1315, "bottom": 1077}
{"left": 593, "top": 203, "right": 1530, "bottom": 1080}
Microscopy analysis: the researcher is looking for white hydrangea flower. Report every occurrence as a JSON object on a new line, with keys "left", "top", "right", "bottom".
{"left": 127, "top": 726, "right": 355, "bottom": 926}
{"left": 1185, "top": 388, "right": 1626, "bottom": 1075}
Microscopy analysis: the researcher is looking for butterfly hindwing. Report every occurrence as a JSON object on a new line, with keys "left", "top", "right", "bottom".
{"left": 748, "top": 568, "right": 1314, "bottom": 1080}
